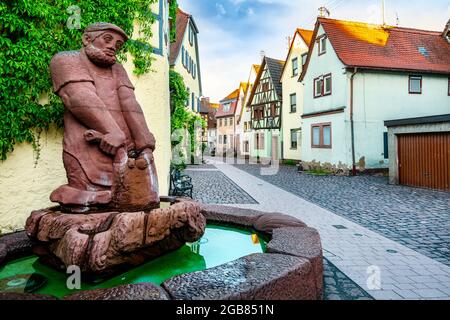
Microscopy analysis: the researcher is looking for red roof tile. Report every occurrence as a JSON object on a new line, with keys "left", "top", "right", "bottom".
{"left": 317, "top": 18, "right": 450, "bottom": 74}
{"left": 216, "top": 89, "right": 239, "bottom": 118}
{"left": 170, "top": 8, "right": 190, "bottom": 66}
{"left": 222, "top": 88, "right": 240, "bottom": 101}
{"left": 297, "top": 28, "right": 314, "bottom": 46}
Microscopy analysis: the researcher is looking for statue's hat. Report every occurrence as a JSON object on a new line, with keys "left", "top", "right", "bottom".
{"left": 84, "top": 22, "right": 129, "bottom": 41}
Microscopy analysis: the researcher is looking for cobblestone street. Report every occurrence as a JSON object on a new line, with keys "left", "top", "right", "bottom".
{"left": 186, "top": 166, "right": 257, "bottom": 205}
{"left": 184, "top": 158, "right": 450, "bottom": 300}
{"left": 186, "top": 163, "right": 374, "bottom": 300}
{"left": 232, "top": 163, "right": 450, "bottom": 266}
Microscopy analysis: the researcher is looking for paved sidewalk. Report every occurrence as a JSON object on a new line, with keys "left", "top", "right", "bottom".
{"left": 205, "top": 157, "right": 450, "bottom": 300}
{"left": 233, "top": 163, "right": 450, "bottom": 266}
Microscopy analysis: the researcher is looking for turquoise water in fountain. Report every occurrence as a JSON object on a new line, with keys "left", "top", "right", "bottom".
{"left": 0, "top": 224, "right": 266, "bottom": 298}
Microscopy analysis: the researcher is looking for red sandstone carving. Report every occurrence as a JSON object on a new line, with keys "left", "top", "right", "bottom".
{"left": 49, "top": 22, "right": 158, "bottom": 211}
{"left": 26, "top": 200, "right": 205, "bottom": 273}
{"left": 25, "top": 23, "right": 206, "bottom": 275}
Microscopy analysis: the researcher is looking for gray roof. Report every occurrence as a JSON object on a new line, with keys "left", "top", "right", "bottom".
{"left": 265, "top": 57, "right": 285, "bottom": 99}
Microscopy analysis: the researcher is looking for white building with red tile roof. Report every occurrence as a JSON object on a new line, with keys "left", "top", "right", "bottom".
{"left": 299, "top": 17, "right": 450, "bottom": 180}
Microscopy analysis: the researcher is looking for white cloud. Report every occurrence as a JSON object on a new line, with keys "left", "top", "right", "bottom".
{"left": 179, "top": 0, "right": 449, "bottom": 101}
{"left": 216, "top": 3, "right": 227, "bottom": 16}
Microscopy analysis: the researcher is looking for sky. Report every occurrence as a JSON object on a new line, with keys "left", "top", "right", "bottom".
{"left": 177, "top": 0, "right": 450, "bottom": 102}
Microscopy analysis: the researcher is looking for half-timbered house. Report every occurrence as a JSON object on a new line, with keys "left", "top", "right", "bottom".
{"left": 247, "top": 56, "right": 285, "bottom": 161}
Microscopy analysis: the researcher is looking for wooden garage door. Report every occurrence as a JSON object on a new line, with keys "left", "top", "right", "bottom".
{"left": 398, "top": 132, "right": 450, "bottom": 191}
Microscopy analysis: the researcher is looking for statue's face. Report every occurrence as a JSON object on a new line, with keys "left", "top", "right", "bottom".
{"left": 85, "top": 31, "right": 125, "bottom": 67}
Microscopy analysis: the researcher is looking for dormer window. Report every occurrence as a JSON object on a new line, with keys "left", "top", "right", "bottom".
{"left": 318, "top": 35, "right": 327, "bottom": 55}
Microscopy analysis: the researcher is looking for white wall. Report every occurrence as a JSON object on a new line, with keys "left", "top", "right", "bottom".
{"left": 302, "top": 25, "right": 348, "bottom": 116}
{"left": 301, "top": 22, "right": 450, "bottom": 169}
{"left": 352, "top": 71, "right": 450, "bottom": 168}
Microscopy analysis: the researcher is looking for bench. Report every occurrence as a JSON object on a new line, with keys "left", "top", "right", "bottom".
{"left": 169, "top": 168, "right": 193, "bottom": 198}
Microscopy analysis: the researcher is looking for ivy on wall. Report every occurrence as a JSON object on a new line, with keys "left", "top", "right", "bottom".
{"left": 169, "top": 70, "right": 205, "bottom": 169}
{"left": 0, "top": 0, "right": 158, "bottom": 161}
{"left": 168, "top": 0, "right": 178, "bottom": 43}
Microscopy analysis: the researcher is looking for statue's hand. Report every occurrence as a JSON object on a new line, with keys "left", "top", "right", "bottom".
{"left": 100, "top": 132, "right": 126, "bottom": 155}
{"left": 135, "top": 148, "right": 153, "bottom": 170}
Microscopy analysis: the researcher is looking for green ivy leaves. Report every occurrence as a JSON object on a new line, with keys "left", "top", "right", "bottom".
{"left": 0, "top": 0, "right": 160, "bottom": 161}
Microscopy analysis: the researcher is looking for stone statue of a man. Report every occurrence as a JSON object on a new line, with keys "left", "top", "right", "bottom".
{"left": 50, "top": 22, "right": 159, "bottom": 211}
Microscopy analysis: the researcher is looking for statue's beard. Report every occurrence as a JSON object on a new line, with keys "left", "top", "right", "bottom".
{"left": 85, "top": 44, "right": 116, "bottom": 67}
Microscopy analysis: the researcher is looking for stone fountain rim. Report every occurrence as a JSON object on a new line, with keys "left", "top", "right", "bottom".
{"left": 0, "top": 198, "right": 323, "bottom": 300}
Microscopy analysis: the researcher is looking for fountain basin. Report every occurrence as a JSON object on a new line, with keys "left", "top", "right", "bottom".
{"left": 0, "top": 203, "right": 323, "bottom": 300}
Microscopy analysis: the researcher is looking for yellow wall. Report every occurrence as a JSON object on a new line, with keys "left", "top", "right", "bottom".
{"left": 281, "top": 32, "right": 309, "bottom": 161}
{"left": 0, "top": 6, "right": 171, "bottom": 235}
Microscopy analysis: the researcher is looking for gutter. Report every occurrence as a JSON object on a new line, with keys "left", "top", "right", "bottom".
{"left": 350, "top": 67, "right": 358, "bottom": 176}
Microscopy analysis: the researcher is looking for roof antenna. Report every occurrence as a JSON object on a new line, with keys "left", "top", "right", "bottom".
{"left": 318, "top": 6, "right": 330, "bottom": 18}
{"left": 381, "top": 0, "right": 386, "bottom": 26}
{"left": 286, "top": 36, "right": 292, "bottom": 50}
{"left": 395, "top": 12, "right": 399, "bottom": 26}
{"left": 260, "top": 50, "right": 266, "bottom": 60}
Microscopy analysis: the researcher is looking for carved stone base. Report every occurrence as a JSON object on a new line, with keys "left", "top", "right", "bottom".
{"left": 25, "top": 199, "right": 205, "bottom": 275}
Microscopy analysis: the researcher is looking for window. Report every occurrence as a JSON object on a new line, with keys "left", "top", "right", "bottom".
{"left": 409, "top": 75, "right": 422, "bottom": 94}
{"left": 230, "top": 117, "right": 234, "bottom": 126}
{"left": 244, "top": 141, "right": 249, "bottom": 153}
{"left": 270, "top": 103, "right": 276, "bottom": 118}
{"left": 262, "top": 82, "right": 269, "bottom": 92}
{"left": 301, "top": 53, "right": 308, "bottom": 66}
{"left": 311, "top": 123, "right": 332, "bottom": 148}
{"left": 223, "top": 103, "right": 231, "bottom": 112}
{"left": 181, "top": 46, "right": 185, "bottom": 67}
{"left": 223, "top": 135, "right": 227, "bottom": 145}
{"left": 219, "top": 118, "right": 222, "bottom": 127}
{"left": 324, "top": 74, "right": 332, "bottom": 95}
{"left": 224, "top": 118, "right": 227, "bottom": 126}
{"left": 448, "top": 77, "right": 450, "bottom": 96}
{"left": 291, "top": 129, "right": 298, "bottom": 149}
{"left": 192, "top": 93, "right": 195, "bottom": 110}
{"left": 290, "top": 93, "right": 297, "bottom": 113}
{"left": 219, "top": 135, "right": 222, "bottom": 144}
{"left": 318, "top": 35, "right": 327, "bottom": 55}
{"left": 255, "top": 133, "right": 265, "bottom": 150}
{"left": 292, "top": 57, "right": 298, "bottom": 77}
{"left": 188, "top": 25, "right": 194, "bottom": 46}
{"left": 314, "top": 74, "right": 332, "bottom": 98}
{"left": 314, "top": 77, "right": 323, "bottom": 98}
{"left": 192, "top": 63, "right": 196, "bottom": 79}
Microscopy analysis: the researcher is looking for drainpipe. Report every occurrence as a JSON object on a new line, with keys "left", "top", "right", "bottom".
{"left": 350, "top": 67, "right": 358, "bottom": 176}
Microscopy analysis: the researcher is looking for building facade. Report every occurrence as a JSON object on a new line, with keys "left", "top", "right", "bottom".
{"left": 216, "top": 89, "right": 239, "bottom": 156}
{"left": 300, "top": 18, "right": 450, "bottom": 177}
{"left": 232, "top": 82, "right": 249, "bottom": 157}
{"left": 237, "top": 65, "right": 260, "bottom": 158}
{"left": 248, "top": 57, "right": 285, "bottom": 162}
{"left": 170, "top": 8, "right": 203, "bottom": 112}
{"left": 280, "top": 29, "right": 313, "bottom": 162}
